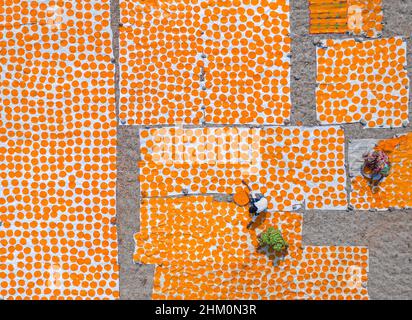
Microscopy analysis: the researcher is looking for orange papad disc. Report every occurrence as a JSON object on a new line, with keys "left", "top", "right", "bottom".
{"left": 233, "top": 190, "right": 250, "bottom": 207}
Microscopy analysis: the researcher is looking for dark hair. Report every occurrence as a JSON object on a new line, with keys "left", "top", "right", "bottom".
{"left": 249, "top": 204, "right": 258, "bottom": 214}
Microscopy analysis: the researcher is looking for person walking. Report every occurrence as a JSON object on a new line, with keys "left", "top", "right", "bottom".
{"left": 241, "top": 180, "right": 268, "bottom": 229}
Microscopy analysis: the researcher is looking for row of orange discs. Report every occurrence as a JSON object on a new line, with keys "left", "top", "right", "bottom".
{"left": 316, "top": 37, "right": 409, "bottom": 128}
{"left": 138, "top": 126, "right": 348, "bottom": 211}
{"left": 119, "top": 0, "right": 291, "bottom": 125}
{"left": 0, "top": 0, "right": 119, "bottom": 300}
{"left": 135, "top": 196, "right": 369, "bottom": 299}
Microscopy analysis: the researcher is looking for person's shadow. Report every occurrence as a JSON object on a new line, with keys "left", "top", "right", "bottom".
{"left": 248, "top": 211, "right": 289, "bottom": 267}
{"left": 366, "top": 177, "right": 383, "bottom": 194}
{"left": 247, "top": 211, "right": 268, "bottom": 230}
{"left": 361, "top": 164, "right": 384, "bottom": 194}
{"left": 256, "top": 243, "right": 289, "bottom": 267}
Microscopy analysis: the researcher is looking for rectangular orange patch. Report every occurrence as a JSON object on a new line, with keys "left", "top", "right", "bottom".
{"left": 309, "top": 0, "right": 348, "bottom": 34}
{"left": 309, "top": 0, "right": 383, "bottom": 37}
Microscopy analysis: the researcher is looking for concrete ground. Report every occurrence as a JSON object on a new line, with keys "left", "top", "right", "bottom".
{"left": 113, "top": 0, "right": 412, "bottom": 299}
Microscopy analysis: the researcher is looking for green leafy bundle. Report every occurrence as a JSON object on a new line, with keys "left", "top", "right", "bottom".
{"left": 258, "top": 227, "right": 289, "bottom": 252}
